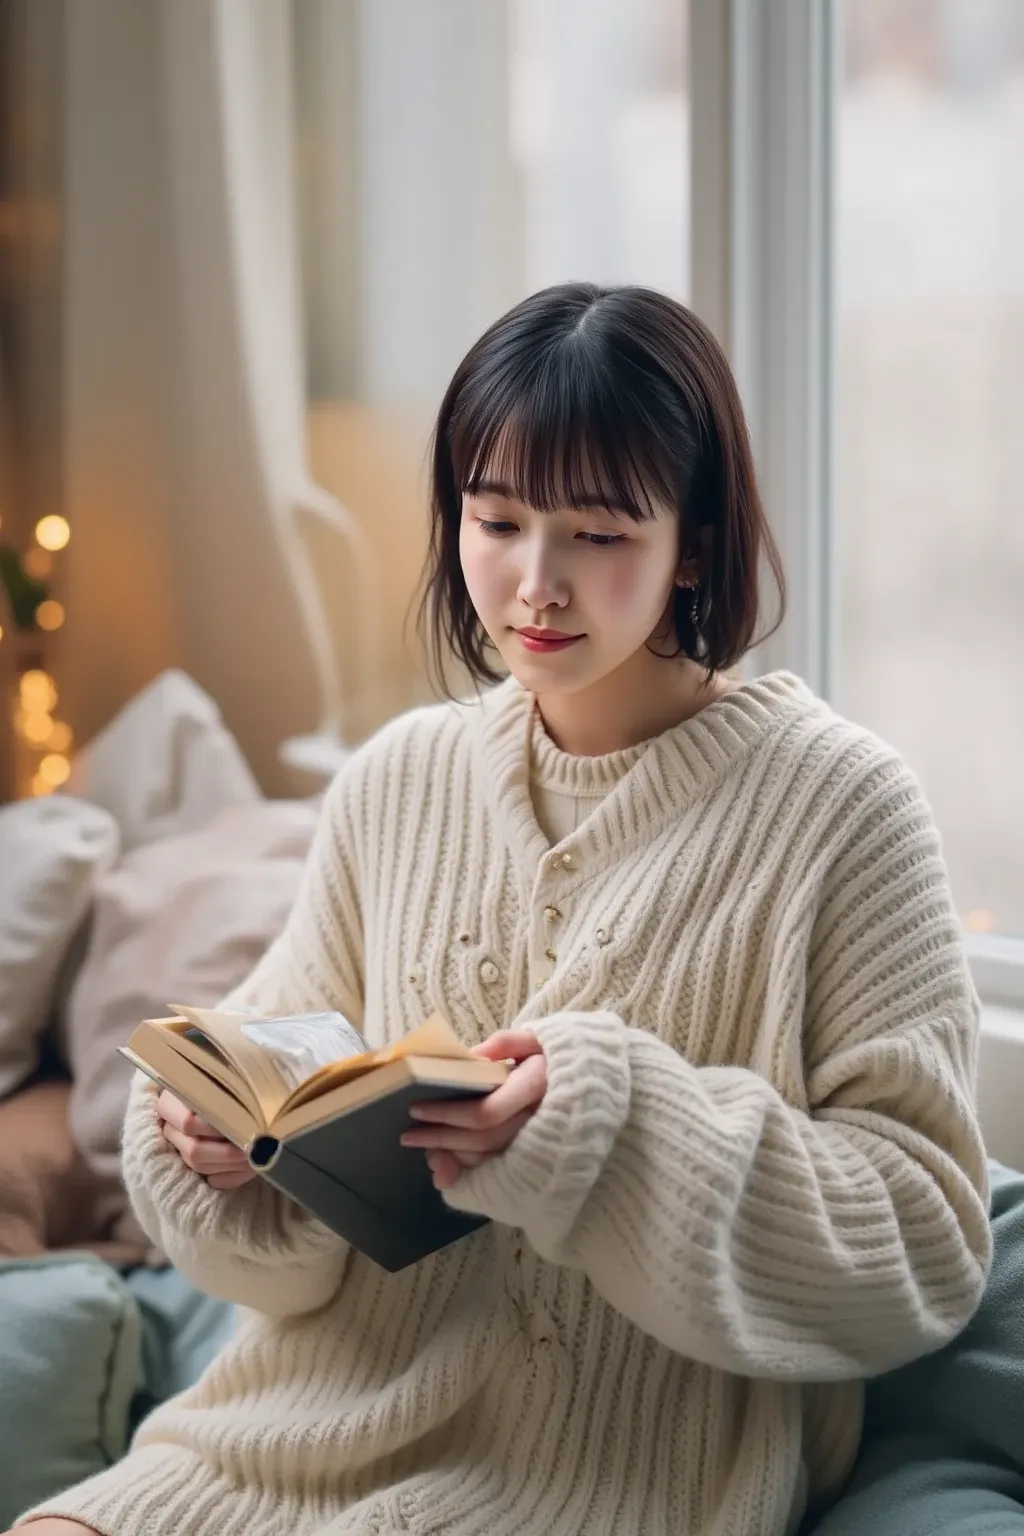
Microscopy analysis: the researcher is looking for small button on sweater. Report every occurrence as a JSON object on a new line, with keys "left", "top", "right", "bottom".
{"left": 23, "top": 671, "right": 992, "bottom": 1536}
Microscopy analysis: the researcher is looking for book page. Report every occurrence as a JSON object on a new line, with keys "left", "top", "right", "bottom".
{"left": 275, "top": 1013, "right": 475, "bottom": 1117}
{"left": 237, "top": 1012, "right": 368, "bottom": 1094}
{"left": 168, "top": 1005, "right": 368, "bottom": 1122}
{"left": 165, "top": 1006, "right": 469, "bottom": 1123}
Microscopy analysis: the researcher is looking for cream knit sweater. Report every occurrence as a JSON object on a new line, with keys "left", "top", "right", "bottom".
{"left": 25, "top": 672, "right": 992, "bottom": 1536}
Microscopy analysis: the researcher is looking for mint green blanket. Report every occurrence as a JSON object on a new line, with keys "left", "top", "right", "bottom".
{"left": 806, "top": 1162, "right": 1024, "bottom": 1533}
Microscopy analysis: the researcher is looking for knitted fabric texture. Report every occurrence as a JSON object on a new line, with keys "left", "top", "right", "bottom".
{"left": 23, "top": 672, "right": 992, "bottom": 1536}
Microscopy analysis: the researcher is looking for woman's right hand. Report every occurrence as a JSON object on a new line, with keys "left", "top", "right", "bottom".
{"left": 156, "top": 1090, "right": 257, "bottom": 1190}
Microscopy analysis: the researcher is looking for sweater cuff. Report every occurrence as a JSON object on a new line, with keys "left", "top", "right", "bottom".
{"left": 124, "top": 1071, "right": 340, "bottom": 1268}
{"left": 443, "top": 1010, "right": 631, "bottom": 1260}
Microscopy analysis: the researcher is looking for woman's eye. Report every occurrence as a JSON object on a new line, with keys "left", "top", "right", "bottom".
{"left": 579, "top": 532, "right": 626, "bottom": 548}
{"left": 477, "top": 519, "right": 517, "bottom": 536}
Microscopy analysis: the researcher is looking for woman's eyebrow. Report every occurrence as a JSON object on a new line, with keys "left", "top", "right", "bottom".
{"left": 468, "top": 477, "right": 634, "bottom": 517}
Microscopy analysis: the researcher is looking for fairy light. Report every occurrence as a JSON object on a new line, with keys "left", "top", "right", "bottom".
{"left": 39, "top": 752, "right": 70, "bottom": 788}
{"left": 23, "top": 548, "right": 52, "bottom": 580}
{"left": 34, "top": 515, "right": 70, "bottom": 552}
{"left": 19, "top": 669, "right": 58, "bottom": 712}
{"left": 2, "top": 498, "right": 70, "bottom": 797}
{"left": 21, "top": 712, "right": 54, "bottom": 746}
{"left": 35, "top": 598, "right": 65, "bottom": 631}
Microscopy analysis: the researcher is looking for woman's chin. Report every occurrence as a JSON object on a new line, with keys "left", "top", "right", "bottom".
{"left": 500, "top": 655, "right": 594, "bottom": 696}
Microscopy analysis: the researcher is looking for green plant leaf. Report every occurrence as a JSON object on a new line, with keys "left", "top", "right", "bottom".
{"left": 0, "top": 543, "right": 50, "bottom": 631}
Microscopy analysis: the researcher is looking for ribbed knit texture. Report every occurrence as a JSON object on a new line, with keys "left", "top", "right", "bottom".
{"left": 22, "top": 672, "right": 992, "bottom": 1536}
{"left": 528, "top": 700, "right": 644, "bottom": 845}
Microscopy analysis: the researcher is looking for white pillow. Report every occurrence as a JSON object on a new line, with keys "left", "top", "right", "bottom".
{"left": 0, "top": 797, "right": 119, "bottom": 1099}
{"left": 65, "top": 670, "right": 260, "bottom": 849}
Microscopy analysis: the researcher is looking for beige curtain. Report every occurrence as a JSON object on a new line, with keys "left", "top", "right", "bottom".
{"left": 62, "top": 0, "right": 376, "bottom": 791}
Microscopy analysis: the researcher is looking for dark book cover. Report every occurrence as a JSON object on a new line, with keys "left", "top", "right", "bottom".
{"left": 249, "top": 1080, "right": 491, "bottom": 1271}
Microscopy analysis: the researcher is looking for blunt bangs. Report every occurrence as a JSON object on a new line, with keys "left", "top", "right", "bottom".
{"left": 451, "top": 332, "right": 689, "bottom": 523}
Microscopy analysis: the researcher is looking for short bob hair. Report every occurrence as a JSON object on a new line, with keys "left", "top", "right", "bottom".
{"left": 419, "top": 282, "right": 785, "bottom": 692}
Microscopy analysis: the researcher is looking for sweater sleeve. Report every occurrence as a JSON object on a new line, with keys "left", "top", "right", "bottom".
{"left": 444, "top": 759, "right": 993, "bottom": 1382}
{"left": 122, "top": 765, "right": 365, "bottom": 1318}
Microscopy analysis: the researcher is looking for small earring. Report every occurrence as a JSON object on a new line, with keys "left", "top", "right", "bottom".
{"left": 675, "top": 573, "right": 700, "bottom": 630}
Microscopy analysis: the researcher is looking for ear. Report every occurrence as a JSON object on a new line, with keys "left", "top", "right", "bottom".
{"left": 674, "top": 562, "right": 700, "bottom": 589}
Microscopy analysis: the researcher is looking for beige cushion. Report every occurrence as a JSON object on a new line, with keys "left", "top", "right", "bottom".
{"left": 62, "top": 798, "right": 319, "bottom": 1244}
{"left": 0, "top": 797, "right": 119, "bottom": 1100}
{"left": 66, "top": 668, "right": 260, "bottom": 851}
{"left": 0, "top": 1080, "right": 148, "bottom": 1263}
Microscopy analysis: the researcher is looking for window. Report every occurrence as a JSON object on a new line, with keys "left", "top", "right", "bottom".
{"left": 510, "top": 0, "right": 689, "bottom": 302}
{"left": 292, "top": 0, "right": 690, "bottom": 722}
{"left": 836, "top": 0, "right": 1024, "bottom": 940}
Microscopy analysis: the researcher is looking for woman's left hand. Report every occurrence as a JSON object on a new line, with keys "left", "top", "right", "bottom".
{"left": 400, "top": 1029, "right": 548, "bottom": 1189}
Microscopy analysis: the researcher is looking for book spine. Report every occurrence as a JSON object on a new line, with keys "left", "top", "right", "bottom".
{"left": 247, "top": 1135, "right": 283, "bottom": 1171}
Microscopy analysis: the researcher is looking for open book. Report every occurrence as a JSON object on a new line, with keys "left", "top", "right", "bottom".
{"left": 121, "top": 1006, "right": 508, "bottom": 1271}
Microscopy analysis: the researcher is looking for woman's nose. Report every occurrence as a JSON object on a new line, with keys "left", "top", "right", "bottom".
{"left": 517, "top": 541, "right": 569, "bottom": 609}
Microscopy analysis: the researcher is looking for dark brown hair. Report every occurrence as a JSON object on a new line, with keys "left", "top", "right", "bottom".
{"left": 417, "top": 282, "right": 785, "bottom": 692}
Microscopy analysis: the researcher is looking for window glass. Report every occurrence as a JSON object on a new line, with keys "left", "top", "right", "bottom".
{"left": 837, "top": 0, "right": 1024, "bottom": 936}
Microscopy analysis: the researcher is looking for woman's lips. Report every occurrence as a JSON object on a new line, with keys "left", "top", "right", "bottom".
{"left": 514, "top": 629, "right": 584, "bottom": 653}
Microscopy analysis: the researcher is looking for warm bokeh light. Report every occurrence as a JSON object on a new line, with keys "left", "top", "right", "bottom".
{"left": 964, "top": 909, "right": 997, "bottom": 934}
{"left": 0, "top": 623, "right": 4, "bottom": 643}
{"left": 35, "top": 599, "right": 65, "bottom": 631}
{"left": 47, "top": 720, "right": 73, "bottom": 752}
{"left": 19, "top": 669, "right": 58, "bottom": 712}
{"left": 39, "top": 753, "right": 71, "bottom": 788}
{"left": 24, "top": 547, "right": 53, "bottom": 579}
{"left": 22, "top": 713, "right": 54, "bottom": 746}
{"left": 34, "top": 514, "right": 71, "bottom": 552}
{"left": 30, "top": 773, "right": 55, "bottom": 797}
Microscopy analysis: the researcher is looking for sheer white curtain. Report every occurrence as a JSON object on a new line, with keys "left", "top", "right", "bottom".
{"left": 292, "top": 0, "right": 690, "bottom": 724}
{"left": 62, "top": 0, "right": 373, "bottom": 790}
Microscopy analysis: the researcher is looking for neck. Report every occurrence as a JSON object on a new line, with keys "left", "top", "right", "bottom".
{"left": 534, "top": 651, "right": 736, "bottom": 756}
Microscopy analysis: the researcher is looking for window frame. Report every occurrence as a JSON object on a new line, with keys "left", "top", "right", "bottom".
{"left": 689, "top": 0, "right": 1024, "bottom": 1010}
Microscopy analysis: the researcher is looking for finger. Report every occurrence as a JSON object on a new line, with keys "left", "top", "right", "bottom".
{"left": 427, "top": 1150, "right": 465, "bottom": 1189}
{"left": 470, "top": 1030, "right": 543, "bottom": 1062}
{"left": 407, "top": 1054, "right": 547, "bottom": 1129}
{"left": 403, "top": 1109, "right": 534, "bottom": 1155}
{"left": 161, "top": 1123, "right": 250, "bottom": 1174}
{"left": 156, "top": 1091, "right": 221, "bottom": 1139}
{"left": 427, "top": 1148, "right": 485, "bottom": 1171}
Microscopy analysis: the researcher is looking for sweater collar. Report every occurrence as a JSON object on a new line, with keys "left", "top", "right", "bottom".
{"left": 473, "top": 671, "right": 821, "bottom": 883}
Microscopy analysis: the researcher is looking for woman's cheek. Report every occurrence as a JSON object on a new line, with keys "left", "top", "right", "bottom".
{"left": 597, "top": 552, "right": 649, "bottom": 614}
{"left": 460, "top": 538, "right": 501, "bottom": 624}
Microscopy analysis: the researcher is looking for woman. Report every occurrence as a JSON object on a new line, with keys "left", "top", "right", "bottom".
{"left": 15, "top": 284, "right": 992, "bottom": 1536}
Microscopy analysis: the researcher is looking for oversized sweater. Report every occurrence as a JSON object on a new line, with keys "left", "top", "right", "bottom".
{"left": 24, "top": 671, "right": 993, "bottom": 1536}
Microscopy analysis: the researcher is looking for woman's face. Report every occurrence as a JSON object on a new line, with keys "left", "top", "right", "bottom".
{"left": 459, "top": 481, "right": 687, "bottom": 697}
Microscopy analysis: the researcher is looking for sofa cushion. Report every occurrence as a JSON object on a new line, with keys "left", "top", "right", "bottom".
{"left": 804, "top": 1161, "right": 1024, "bottom": 1534}
{"left": 0, "top": 1253, "right": 143, "bottom": 1528}
{"left": 862, "top": 1161, "right": 1024, "bottom": 1469}
{"left": 0, "top": 1081, "right": 137, "bottom": 1261}
{"left": 0, "top": 796, "right": 119, "bottom": 1100}
{"left": 803, "top": 1435, "right": 1024, "bottom": 1534}
{"left": 62, "top": 797, "right": 319, "bottom": 1247}
{"left": 66, "top": 668, "right": 260, "bottom": 851}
